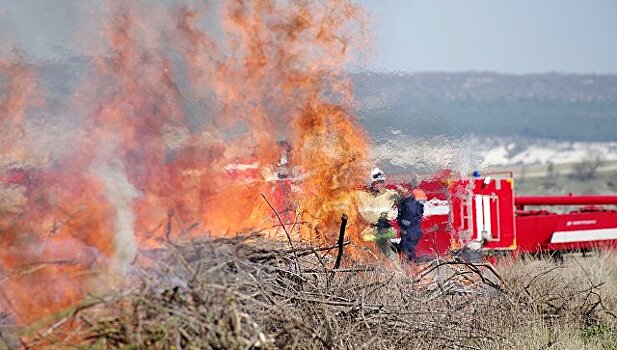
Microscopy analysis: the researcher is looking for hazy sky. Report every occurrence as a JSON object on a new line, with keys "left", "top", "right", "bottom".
{"left": 359, "top": 0, "right": 617, "bottom": 74}
{"left": 1, "top": 0, "right": 616, "bottom": 74}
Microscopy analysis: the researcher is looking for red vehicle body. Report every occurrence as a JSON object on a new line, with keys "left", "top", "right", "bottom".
{"left": 392, "top": 173, "right": 617, "bottom": 259}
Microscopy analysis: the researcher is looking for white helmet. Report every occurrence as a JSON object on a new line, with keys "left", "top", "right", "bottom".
{"left": 370, "top": 167, "right": 386, "bottom": 183}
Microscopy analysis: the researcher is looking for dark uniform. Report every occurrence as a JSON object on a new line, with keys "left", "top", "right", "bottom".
{"left": 397, "top": 196, "right": 424, "bottom": 262}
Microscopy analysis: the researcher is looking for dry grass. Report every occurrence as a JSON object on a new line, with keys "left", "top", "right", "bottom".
{"left": 8, "top": 235, "right": 617, "bottom": 350}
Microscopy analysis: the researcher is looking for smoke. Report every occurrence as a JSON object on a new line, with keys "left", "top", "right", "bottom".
{"left": 90, "top": 139, "right": 140, "bottom": 272}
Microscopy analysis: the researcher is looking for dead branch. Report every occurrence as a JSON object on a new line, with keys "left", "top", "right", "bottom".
{"left": 331, "top": 213, "right": 348, "bottom": 278}
{"left": 261, "top": 193, "right": 301, "bottom": 273}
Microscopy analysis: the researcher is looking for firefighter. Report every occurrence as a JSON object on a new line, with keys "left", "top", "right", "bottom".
{"left": 356, "top": 167, "right": 399, "bottom": 259}
{"left": 397, "top": 179, "right": 426, "bottom": 263}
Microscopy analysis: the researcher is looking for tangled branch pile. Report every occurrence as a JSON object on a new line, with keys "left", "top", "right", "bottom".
{"left": 15, "top": 234, "right": 617, "bottom": 349}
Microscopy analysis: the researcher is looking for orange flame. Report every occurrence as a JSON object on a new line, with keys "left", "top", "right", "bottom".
{"left": 0, "top": 57, "right": 38, "bottom": 169}
{"left": 0, "top": 0, "right": 373, "bottom": 326}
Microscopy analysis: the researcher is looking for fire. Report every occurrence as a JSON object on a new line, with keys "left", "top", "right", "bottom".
{"left": 0, "top": 0, "right": 371, "bottom": 326}
{"left": 0, "top": 57, "right": 38, "bottom": 169}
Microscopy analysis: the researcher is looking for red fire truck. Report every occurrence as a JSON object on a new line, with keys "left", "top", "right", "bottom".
{"left": 401, "top": 172, "right": 617, "bottom": 259}
{"left": 240, "top": 163, "right": 617, "bottom": 258}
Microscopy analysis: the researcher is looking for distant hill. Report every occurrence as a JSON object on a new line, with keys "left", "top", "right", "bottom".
{"left": 4, "top": 59, "right": 616, "bottom": 142}
{"left": 352, "top": 72, "right": 617, "bottom": 142}
{"left": 6, "top": 59, "right": 616, "bottom": 142}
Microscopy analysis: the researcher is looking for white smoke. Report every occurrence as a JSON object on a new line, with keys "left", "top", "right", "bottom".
{"left": 91, "top": 137, "right": 140, "bottom": 272}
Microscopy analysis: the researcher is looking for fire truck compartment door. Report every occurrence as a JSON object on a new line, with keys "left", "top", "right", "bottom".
{"left": 474, "top": 195, "right": 500, "bottom": 242}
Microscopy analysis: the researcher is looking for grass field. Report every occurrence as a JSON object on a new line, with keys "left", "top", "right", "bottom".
{"left": 491, "top": 160, "right": 617, "bottom": 196}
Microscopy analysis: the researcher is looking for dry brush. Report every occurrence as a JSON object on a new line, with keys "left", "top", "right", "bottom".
{"left": 9, "top": 234, "right": 617, "bottom": 350}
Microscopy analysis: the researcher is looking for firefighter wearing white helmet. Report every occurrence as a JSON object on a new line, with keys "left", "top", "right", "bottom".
{"left": 370, "top": 167, "right": 386, "bottom": 183}
{"left": 355, "top": 167, "right": 400, "bottom": 259}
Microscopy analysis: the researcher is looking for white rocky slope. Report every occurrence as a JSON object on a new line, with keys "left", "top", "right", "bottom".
{"left": 372, "top": 132, "right": 617, "bottom": 173}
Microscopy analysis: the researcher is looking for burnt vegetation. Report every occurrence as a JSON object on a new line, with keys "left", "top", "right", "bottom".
{"left": 12, "top": 234, "right": 617, "bottom": 350}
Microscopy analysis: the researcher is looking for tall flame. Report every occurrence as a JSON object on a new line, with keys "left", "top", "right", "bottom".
{"left": 0, "top": 0, "right": 371, "bottom": 325}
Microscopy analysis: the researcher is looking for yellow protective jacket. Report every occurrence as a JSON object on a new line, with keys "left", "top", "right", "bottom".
{"left": 355, "top": 188, "right": 399, "bottom": 241}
